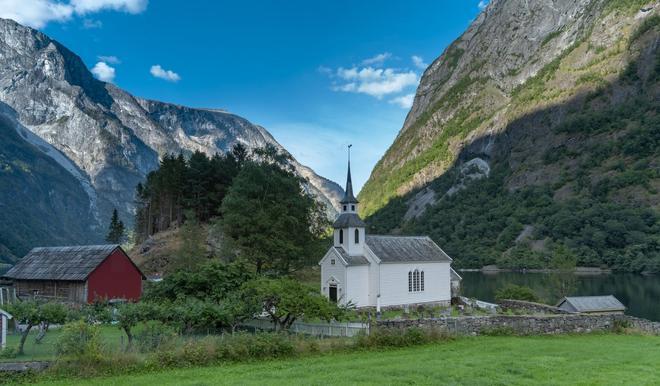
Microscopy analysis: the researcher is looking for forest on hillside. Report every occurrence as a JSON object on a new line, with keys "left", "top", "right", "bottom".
{"left": 133, "top": 144, "right": 329, "bottom": 275}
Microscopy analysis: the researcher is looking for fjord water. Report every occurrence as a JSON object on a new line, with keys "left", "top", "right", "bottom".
{"left": 460, "top": 272, "right": 660, "bottom": 321}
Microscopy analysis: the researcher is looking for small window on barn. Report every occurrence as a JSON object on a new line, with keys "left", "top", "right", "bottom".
{"left": 408, "top": 271, "right": 413, "bottom": 292}
{"left": 331, "top": 259, "right": 336, "bottom": 265}
{"left": 355, "top": 229, "right": 359, "bottom": 244}
{"left": 339, "top": 229, "right": 344, "bottom": 244}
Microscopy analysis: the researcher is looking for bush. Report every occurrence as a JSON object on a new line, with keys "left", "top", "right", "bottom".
{"left": 355, "top": 327, "right": 450, "bottom": 349}
{"left": 135, "top": 321, "right": 177, "bottom": 353}
{"left": 495, "top": 284, "right": 540, "bottom": 303}
{"left": 54, "top": 320, "right": 104, "bottom": 362}
{"left": 0, "top": 346, "right": 18, "bottom": 359}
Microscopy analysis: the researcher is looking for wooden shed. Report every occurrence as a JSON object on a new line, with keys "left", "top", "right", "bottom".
{"left": 1, "top": 245, "right": 145, "bottom": 304}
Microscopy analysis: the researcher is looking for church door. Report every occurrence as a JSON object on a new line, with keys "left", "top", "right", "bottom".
{"left": 329, "top": 285, "right": 338, "bottom": 303}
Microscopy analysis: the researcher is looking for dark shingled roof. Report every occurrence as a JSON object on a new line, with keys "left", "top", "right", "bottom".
{"left": 366, "top": 235, "right": 452, "bottom": 263}
{"left": 334, "top": 247, "right": 369, "bottom": 266}
{"left": 556, "top": 296, "right": 626, "bottom": 313}
{"left": 333, "top": 213, "right": 366, "bottom": 228}
{"left": 3, "top": 245, "right": 133, "bottom": 281}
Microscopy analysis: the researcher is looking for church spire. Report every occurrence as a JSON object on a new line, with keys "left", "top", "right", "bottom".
{"left": 341, "top": 145, "right": 358, "bottom": 204}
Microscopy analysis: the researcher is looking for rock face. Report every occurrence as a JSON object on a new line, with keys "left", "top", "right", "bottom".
{"left": 359, "top": 0, "right": 659, "bottom": 216}
{"left": 360, "top": 0, "right": 659, "bottom": 271}
{"left": 0, "top": 17, "right": 343, "bottom": 258}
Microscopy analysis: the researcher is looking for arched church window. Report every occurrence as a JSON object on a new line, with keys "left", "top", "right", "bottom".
{"left": 339, "top": 229, "right": 343, "bottom": 244}
{"left": 351, "top": 205, "right": 355, "bottom": 211}
{"left": 355, "top": 229, "right": 359, "bottom": 244}
{"left": 420, "top": 271, "right": 425, "bottom": 291}
{"left": 413, "top": 269, "right": 420, "bottom": 291}
{"left": 343, "top": 205, "right": 347, "bottom": 211}
{"left": 408, "top": 271, "right": 412, "bottom": 292}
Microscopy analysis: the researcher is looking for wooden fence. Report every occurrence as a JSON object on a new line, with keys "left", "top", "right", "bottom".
{"left": 243, "top": 319, "right": 369, "bottom": 337}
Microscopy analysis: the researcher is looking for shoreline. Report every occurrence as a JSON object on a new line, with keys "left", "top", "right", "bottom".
{"left": 458, "top": 266, "right": 613, "bottom": 275}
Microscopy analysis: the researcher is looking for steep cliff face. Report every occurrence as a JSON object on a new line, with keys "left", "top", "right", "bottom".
{"left": 361, "top": 0, "right": 658, "bottom": 215}
{"left": 361, "top": 1, "right": 659, "bottom": 271}
{"left": 0, "top": 17, "right": 343, "bottom": 258}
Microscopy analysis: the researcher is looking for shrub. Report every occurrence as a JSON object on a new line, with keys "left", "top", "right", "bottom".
{"left": 355, "top": 327, "right": 450, "bottom": 349}
{"left": 54, "top": 320, "right": 104, "bottom": 362}
{"left": 495, "top": 284, "right": 540, "bottom": 303}
{"left": 0, "top": 346, "right": 18, "bottom": 359}
{"left": 135, "top": 321, "right": 177, "bottom": 353}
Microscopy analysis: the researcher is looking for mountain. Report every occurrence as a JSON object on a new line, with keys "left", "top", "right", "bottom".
{"left": 0, "top": 17, "right": 343, "bottom": 260}
{"left": 360, "top": 0, "right": 659, "bottom": 272}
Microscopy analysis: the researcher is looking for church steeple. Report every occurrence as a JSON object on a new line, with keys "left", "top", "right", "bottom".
{"left": 341, "top": 144, "right": 358, "bottom": 206}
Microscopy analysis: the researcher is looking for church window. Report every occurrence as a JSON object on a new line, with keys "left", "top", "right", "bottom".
{"left": 420, "top": 271, "right": 425, "bottom": 291}
{"left": 409, "top": 269, "right": 424, "bottom": 292}
{"left": 413, "top": 269, "right": 419, "bottom": 291}
{"left": 343, "top": 205, "right": 347, "bottom": 211}
{"left": 331, "top": 259, "right": 335, "bottom": 265}
{"left": 339, "top": 229, "right": 343, "bottom": 244}
{"left": 355, "top": 229, "right": 359, "bottom": 243}
{"left": 351, "top": 205, "right": 355, "bottom": 211}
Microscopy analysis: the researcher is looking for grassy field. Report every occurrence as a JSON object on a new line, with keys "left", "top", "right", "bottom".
{"left": 33, "top": 334, "right": 660, "bottom": 385}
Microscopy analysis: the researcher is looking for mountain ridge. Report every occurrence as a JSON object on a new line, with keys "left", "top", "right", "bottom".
{"left": 0, "top": 17, "right": 343, "bottom": 260}
{"left": 360, "top": 0, "right": 659, "bottom": 272}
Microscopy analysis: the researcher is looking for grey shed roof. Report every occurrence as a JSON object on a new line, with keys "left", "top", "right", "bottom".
{"left": 333, "top": 213, "right": 366, "bottom": 228}
{"left": 2, "top": 245, "right": 134, "bottom": 281}
{"left": 556, "top": 296, "right": 626, "bottom": 313}
{"left": 366, "top": 235, "right": 452, "bottom": 263}
{"left": 334, "top": 247, "right": 369, "bottom": 266}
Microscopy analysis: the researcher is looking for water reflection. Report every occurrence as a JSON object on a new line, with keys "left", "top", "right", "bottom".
{"left": 460, "top": 272, "right": 660, "bottom": 321}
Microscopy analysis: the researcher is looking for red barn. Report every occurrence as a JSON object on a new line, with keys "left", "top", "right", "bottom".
{"left": 2, "top": 245, "right": 145, "bottom": 304}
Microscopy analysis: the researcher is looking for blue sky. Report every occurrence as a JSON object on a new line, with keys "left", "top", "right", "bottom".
{"left": 3, "top": 0, "right": 487, "bottom": 192}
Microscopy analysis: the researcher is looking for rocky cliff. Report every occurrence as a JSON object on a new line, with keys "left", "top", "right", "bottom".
{"left": 361, "top": 0, "right": 659, "bottom": 271}
{"left": 0, "top": 17, "right": 343, "bottom": 259}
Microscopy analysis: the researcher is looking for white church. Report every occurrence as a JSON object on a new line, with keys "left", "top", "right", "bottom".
{"left": 320, "top": 154, "right": 461, "bottom": 309}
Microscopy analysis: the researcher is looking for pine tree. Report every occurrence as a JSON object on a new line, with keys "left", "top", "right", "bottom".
{"left": 106, "top": 209, "right": 125, "bottom": 244}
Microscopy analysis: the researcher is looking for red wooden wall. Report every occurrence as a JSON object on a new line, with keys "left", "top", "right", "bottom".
{"left": 86, "top": 249, "right": 143, "bottom": 303}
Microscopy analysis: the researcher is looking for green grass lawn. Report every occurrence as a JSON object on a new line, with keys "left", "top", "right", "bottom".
{"left": 2, "top": 326, "right": 125, "bottom": 362}
{"left": 34, "top": 334, "right": 660, "bottom": 385}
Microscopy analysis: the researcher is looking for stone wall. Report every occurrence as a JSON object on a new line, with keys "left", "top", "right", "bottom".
{"left": 622, "top": 316, "right": 660, "bottom": 335}
{"left": 498, "top": 299, "right": 568, "bottom": 315}
{"left": 376, "top": 314, "right": 656, "bottom": 336}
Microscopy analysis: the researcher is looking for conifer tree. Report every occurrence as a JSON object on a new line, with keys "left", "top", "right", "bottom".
{"left": 106, "top": 208, "right": 125, "bottom": 244}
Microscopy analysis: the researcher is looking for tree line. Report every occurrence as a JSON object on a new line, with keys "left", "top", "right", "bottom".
{"left": 133, "top": 144, "right": 329, "bottom": 275}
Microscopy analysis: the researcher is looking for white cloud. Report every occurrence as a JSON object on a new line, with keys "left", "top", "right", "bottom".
{"left": 389, "top": 93, "right": 415, "bottom": 109}
{"left": 70, "top": 0, "right": 148, "bottom": 14}
{"left": 362, "top": 52, "right": 391, "bottom": 66}
{"left": 150, "top": 65, "right": 180, "bottom": 82}
{"left": 82, "top": 18, "right": 102, "bottom": 28}
{"left": 478, "top": 0, "right": 489, "bottom": 11}
{"left": 0, "top": 0, "right": 148, "bottom": 29}
{"left": 0, "top": 0, "right": 74, "bottom": 28}
{"left": 97, "top": 55, "right": 120, "bottom": 64}
{"left": 91, "top": 61, "right": 115, "bottom": 82}
{"left": 412, "top": 55, "right": 427, "bottom": 70}
{"left": 332, "top": 66, "right": 418, "bottom": 99}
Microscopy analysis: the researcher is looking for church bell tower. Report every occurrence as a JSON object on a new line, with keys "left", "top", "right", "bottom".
{"left": 333, "top": 145, "right": 366, "bottom": 256}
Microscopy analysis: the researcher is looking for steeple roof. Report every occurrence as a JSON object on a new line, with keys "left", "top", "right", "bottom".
{"left": 340, "top": 160, "right": 359, "bottom": 204}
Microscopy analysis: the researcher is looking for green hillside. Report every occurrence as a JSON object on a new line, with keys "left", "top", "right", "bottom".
{"left": 361, "top": 2, "right": 659, "bottom": 272}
